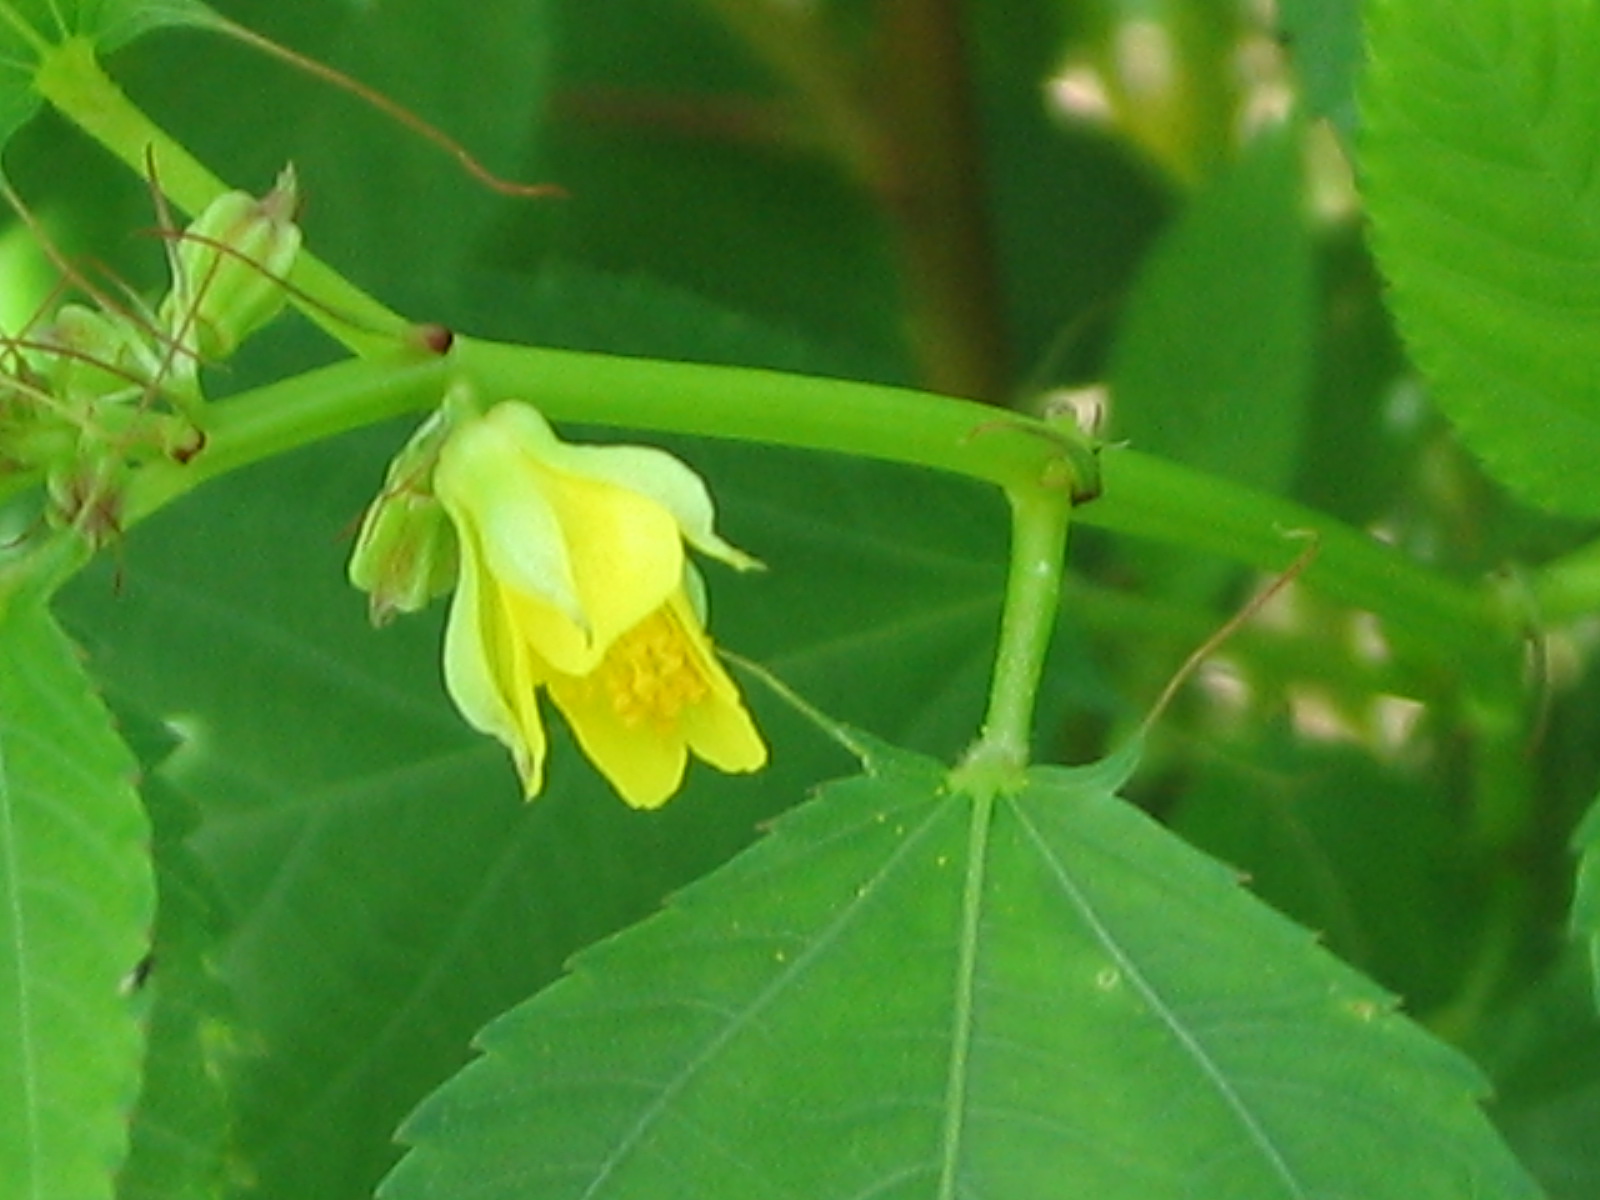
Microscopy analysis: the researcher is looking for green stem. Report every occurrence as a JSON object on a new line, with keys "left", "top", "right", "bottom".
{"left": 27, "top": 33, "right": 1514, "bottom": 716}
{"left": 965, "top": 482, "right": 1074, "bottom": 776}
{"left": 119, "top": 353, "right": 454, "bottom": 524}
{"left": 451, "top": 336, "right": 1091, "bottom": 493}
{"left": 1081, "top": 449, "right": 1511, "bottom": 670}
{"left": 32, "top": 36, "right": 404, "bottom": 358}
{"left": 110, "top": 332, "right": 1509, "bottom": 691}
{"left": 1421, "top": 873, "right": 1526, "bottom": 1045}
{"left": 110, "top": 328, "right": 1091, "bottom": 532}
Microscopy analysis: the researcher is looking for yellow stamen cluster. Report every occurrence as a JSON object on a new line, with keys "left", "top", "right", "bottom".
{"left": 595, "top": 609, "right": 711, "bottom": 728}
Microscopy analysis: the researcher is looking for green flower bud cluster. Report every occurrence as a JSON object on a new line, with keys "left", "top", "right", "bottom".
{"left": 159, "top": 165, "right": 303, "bottom": 365}
{"left": 1, "top": 169, "right": 302, "bottom": 545}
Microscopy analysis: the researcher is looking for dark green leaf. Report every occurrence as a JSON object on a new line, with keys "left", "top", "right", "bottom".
{"left": 1279, "top": 0, "right": 1364, "bottom": 138}
{"left": 115, "top": 724, "right": 234, "bottom": 1200}
{"left": 385, "top": 741, "right": 1536, "bottom": 1200}
{"left": 1362, "top": 0, "right": 1600, "bottom": 516}
{"left": 503, "top": 0, "right": 903, "bottom": 374}
{"left": 1479, "top": 955, "right": 1600, "bottom": 1200}
{"left": 1168, "top": 727, "right": 1481, "bottom": 1013}
{"left": 1109, "top": 123, "right": 1314, "bottom": 500}
{"left": 0, "top": 595, "right": 155, "bottom": 1200}
{"left": 1106, "top": 123, "right": 1314, "bottom": 601}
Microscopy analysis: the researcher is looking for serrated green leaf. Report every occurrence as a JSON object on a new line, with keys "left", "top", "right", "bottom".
{"left": 383, "top": 741, "right": 1536, "bottom": 1200}
{"left": 1362, "top": 0, "right": 1600, "bottom": 516}
{"left": 56, "top": 392, "right": 1097, "bottom": 1200}
{"left": 1169, "top": 727, "right": 1482, "bottom": 1012}
{"left": 0, "top": 596, "right": 155, "bottom": 1200}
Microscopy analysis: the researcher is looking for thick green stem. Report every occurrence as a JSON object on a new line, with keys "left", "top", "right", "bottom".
{"left": 26, "top": 31, "right": 1513, "bottom": 720}
{"left": 453, "top": 336, "right": 1086, "bottom": 492}
{"left": 962, "top": 482, "right": 1074, "bottom": 778}
{"left": 33, "top": 36, "right": 404, "bottom": 358}
{"left": 119, "top": 353, "right": 454, "bottom": 523}
{"left": 1081, "top": 449, "right": 1510, "bottom": 670}
{"left": 107, "top": 331, "right": 1507, "bottom": 692}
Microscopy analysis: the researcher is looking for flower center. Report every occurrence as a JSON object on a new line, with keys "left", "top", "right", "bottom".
{"left": 595, "top": 608, "right": 709, "bottom": 726}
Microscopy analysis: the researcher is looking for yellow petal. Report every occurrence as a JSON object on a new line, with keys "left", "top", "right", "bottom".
{"left": 545, "top": 674, "right": 689, "bottom": 809}
{"left": 483, "top": 403, "right": 757, "bottom": 570}
{"left": 439, "top": 403, "right": 686, "bottom": 676}
{"left": 551, "top": 441, "right": 760, "bottom": 571}
{"left": 433, "top": 402, "right": 766, "bottom": 804}
{"left": 539, "top": 467, "right": 684, "bottom": 671}
{"left": 660, "top": 593, "right": 767, "bottom": 772}
{"left": 442, "top": 525, "right": 550, "bottom": 796}
{"left": 544, "top": 589, "right": 766, "bottom": 807}
{"left": 435, "top": 411, "right": 583, "bottom": 626}
{"left": 681, "top": 687, "right": 768, "bottom": 774}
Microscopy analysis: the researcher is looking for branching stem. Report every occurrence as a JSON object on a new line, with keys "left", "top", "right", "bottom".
{"left": 960, "top": 483, "right": 1074, "bottom": 780}
{"left": 24, "top": 29, "right": 1519, "bottom": 756}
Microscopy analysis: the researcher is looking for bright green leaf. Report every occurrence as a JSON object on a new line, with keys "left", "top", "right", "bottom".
{"left": 384, "top": 741, "right": 1536, "bottom": 1200}
{"left": 1362, "top": 0, "right": 1600, "bottom": 516}
{"left": 0, "top": 595, "right": 155, "bottom": 1200}
{"left": 77, "top": 0, "right": 217, "bottom": 52}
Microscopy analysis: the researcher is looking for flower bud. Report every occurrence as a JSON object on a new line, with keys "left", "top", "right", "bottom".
{"left": 45, "top": 458, "right": 125, "bottom": 548}
{"left": 160, "top": 165, "right": 302, "bottom": 361}
{"left": 348, "top": 406, "right": 459, "bottom": 626}
{"left": 35, "top": 303, "right": 153, "bottom": 402}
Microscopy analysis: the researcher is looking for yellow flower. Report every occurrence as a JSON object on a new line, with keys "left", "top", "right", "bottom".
{"left": 433, "top": 401, "right": 767, "bottom": 807}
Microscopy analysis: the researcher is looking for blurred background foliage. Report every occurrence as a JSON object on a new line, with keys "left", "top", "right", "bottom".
{"left": 6, "top": 0, "right": 1599, "bottom": 1195}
